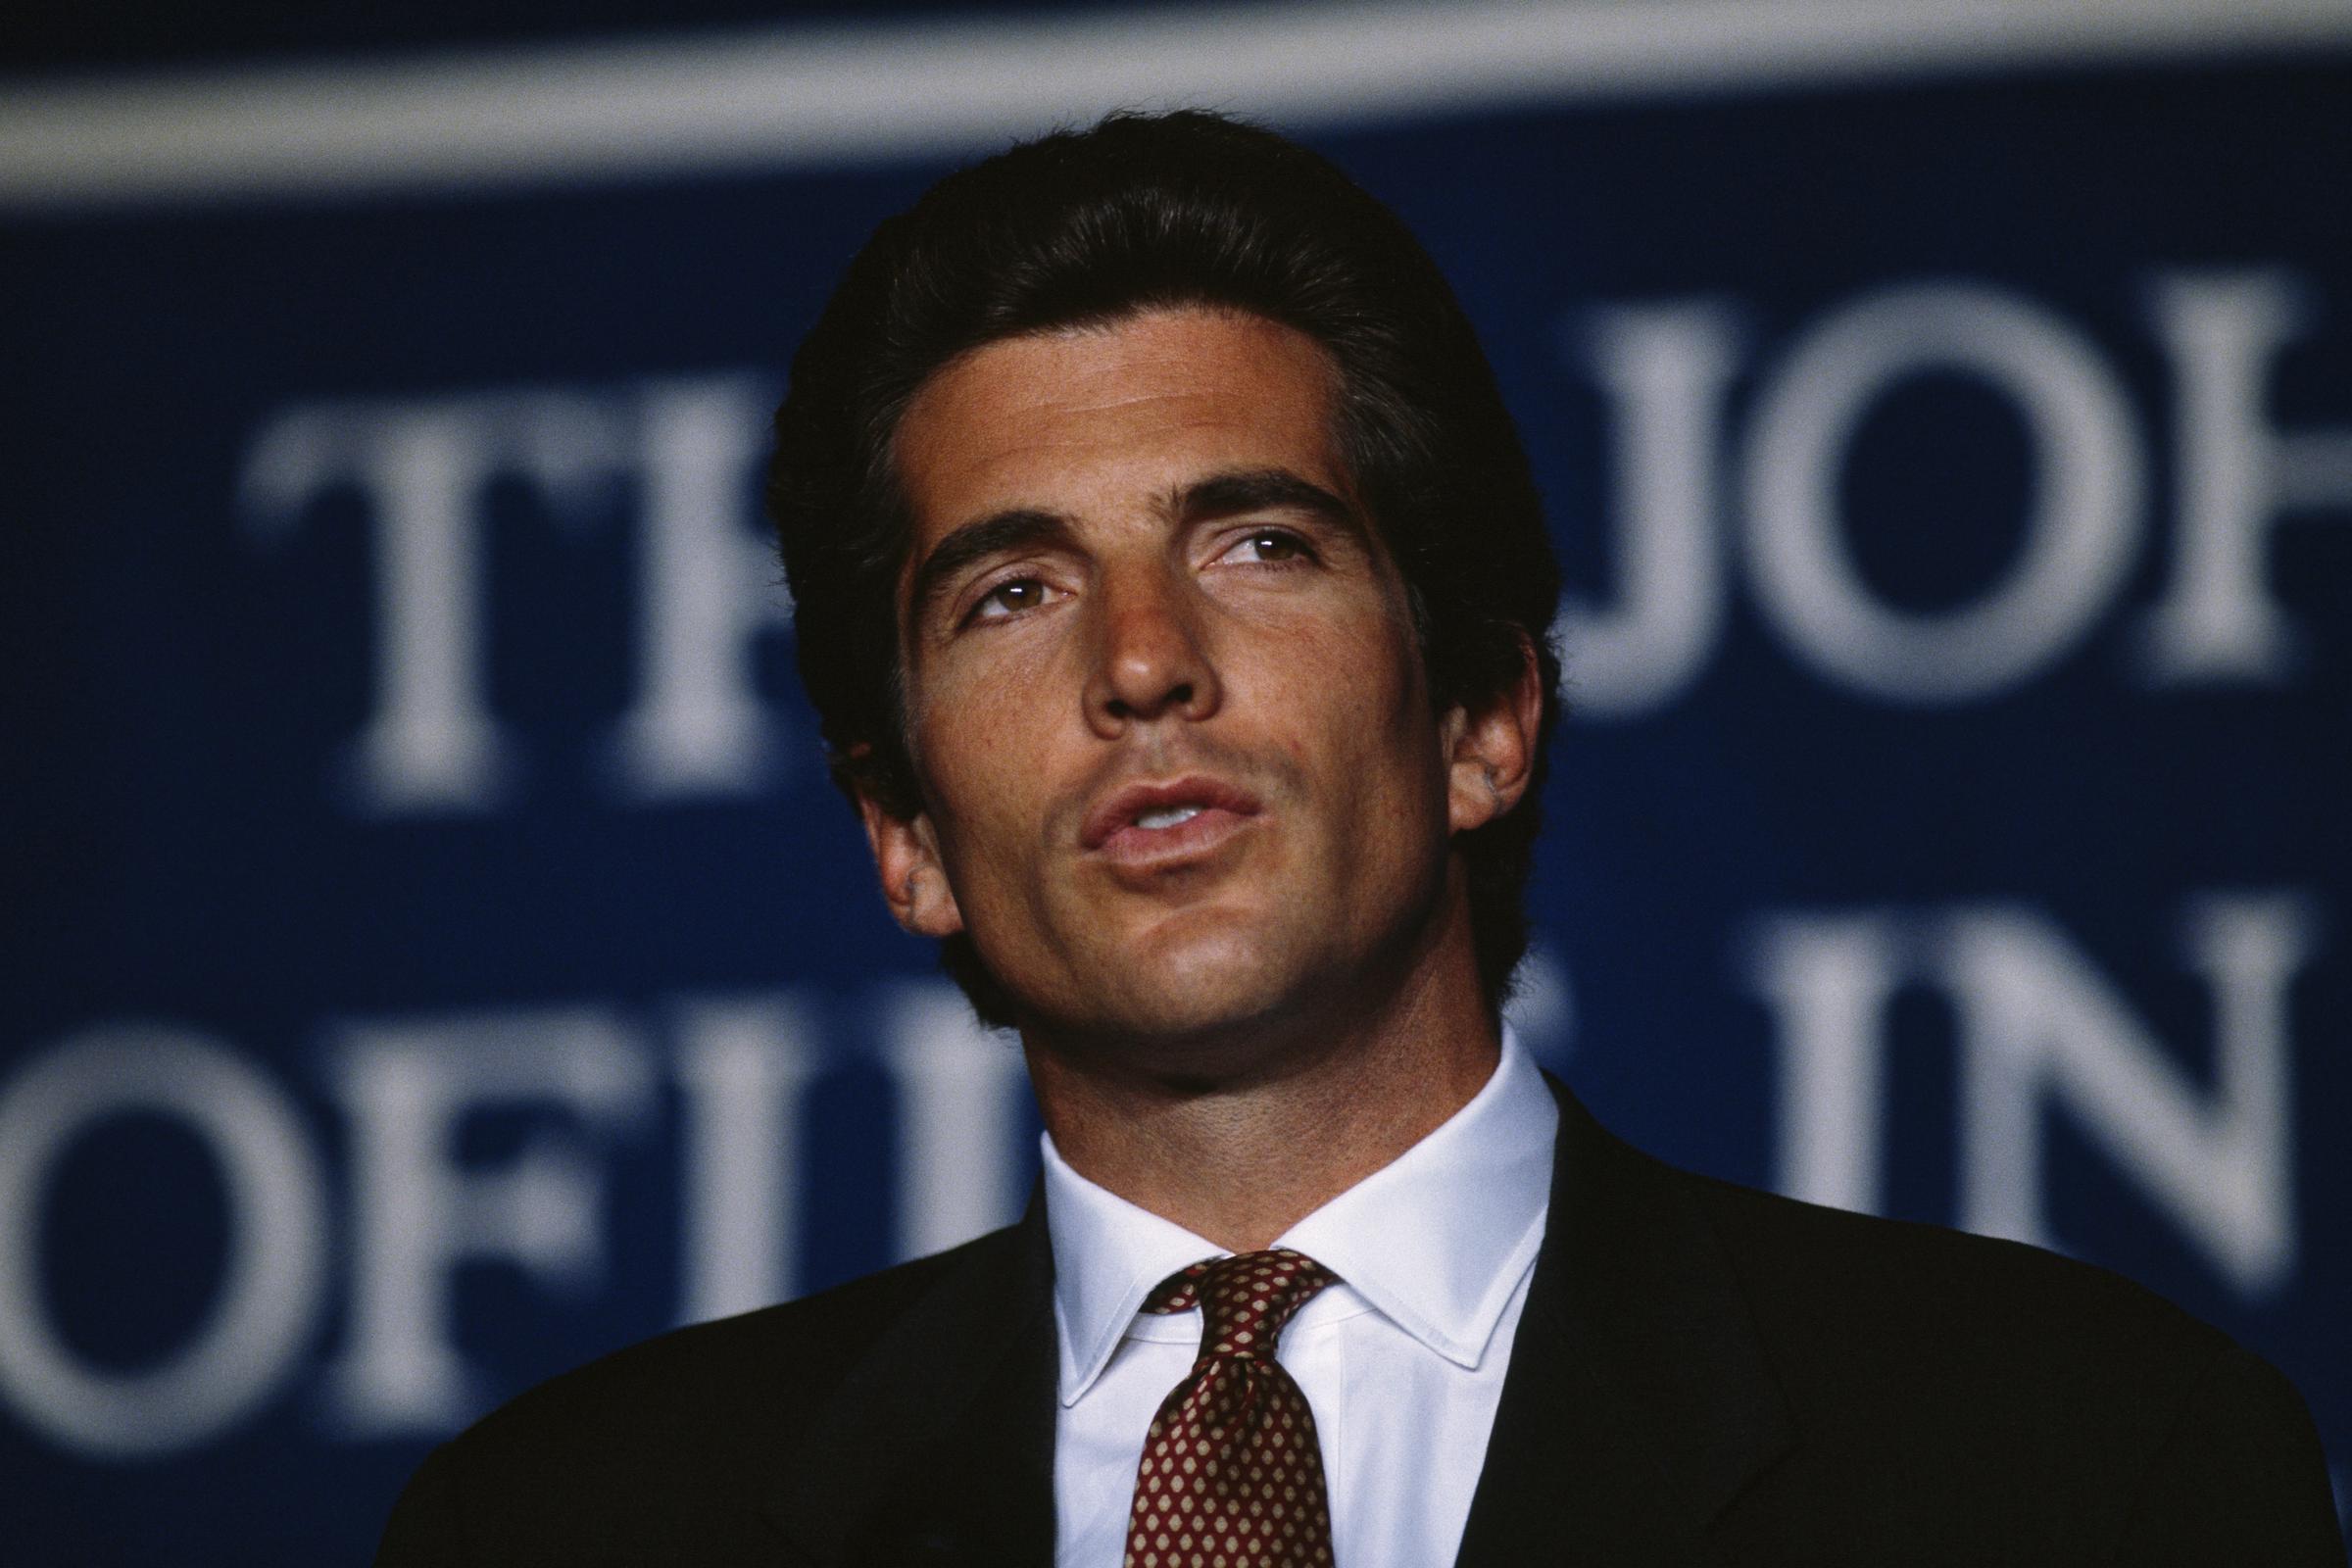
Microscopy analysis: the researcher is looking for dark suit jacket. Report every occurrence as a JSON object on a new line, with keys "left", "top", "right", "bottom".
{"left": 377, "top": 1082, "right": 2344, "bottom": 1565}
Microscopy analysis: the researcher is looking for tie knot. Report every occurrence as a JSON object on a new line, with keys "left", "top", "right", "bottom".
{"left": 1143, "top": 1248, "right": 1337, "bottom": 1360}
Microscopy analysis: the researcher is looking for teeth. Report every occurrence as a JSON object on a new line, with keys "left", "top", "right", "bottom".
{"left": 1134, "top": 806, "right": 1203, "bottom": 831}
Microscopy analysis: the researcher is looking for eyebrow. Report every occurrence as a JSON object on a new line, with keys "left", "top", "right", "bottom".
{"left": 904, "top": 466, "right": 1365, "bottom": 626}
{"left": 1170, "top": 467, "right": 1360, "bottom": 534}
{"left": 906, "top": 509, "right": 1077, "bottom": 626}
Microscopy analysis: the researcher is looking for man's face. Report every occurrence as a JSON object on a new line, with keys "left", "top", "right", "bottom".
{"left": 867, "top": 307, "right": 1471, "bottom": 1054}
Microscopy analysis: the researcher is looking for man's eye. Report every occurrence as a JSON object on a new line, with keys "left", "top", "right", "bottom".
{"left": 968, "top": 576, "right": 1055, "bottom": 622}
{"left": 1224, "top": 529, "right": 1310, "bottom": 564}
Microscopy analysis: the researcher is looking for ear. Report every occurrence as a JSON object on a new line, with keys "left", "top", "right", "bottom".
{"left": 855, "top": 781, "right": 966, "bottom": 940}
{"left": 1444, "top": 635, "right": 1544, "bottom": 836}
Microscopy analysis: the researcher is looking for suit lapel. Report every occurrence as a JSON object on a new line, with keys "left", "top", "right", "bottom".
{"left": 1454, "top": 1080, "right": 1793, "bottom": 1568}
{"left": 761, "top": 1199, "right": 1058, "bottom": 1567}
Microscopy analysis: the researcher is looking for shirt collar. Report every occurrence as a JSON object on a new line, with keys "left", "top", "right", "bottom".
{"left": 1042, "top": 1026, "right": 1557, "bottom": 1405}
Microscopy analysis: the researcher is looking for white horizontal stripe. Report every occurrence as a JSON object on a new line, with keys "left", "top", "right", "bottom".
{"left": 4, "top": 0, "right": 2350, "bottom": 210}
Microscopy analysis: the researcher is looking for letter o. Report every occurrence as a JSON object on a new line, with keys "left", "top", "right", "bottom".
{"left": 1743, "top": 283, "right": 2144, "bottom": 701}
{"left": 0, "top": 1025, "right": 326, "bottom": 1457}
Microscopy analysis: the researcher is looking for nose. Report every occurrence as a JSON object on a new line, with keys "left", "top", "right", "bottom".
{"left": 1084, "top": 563, "right": 1221, "bottom": 736}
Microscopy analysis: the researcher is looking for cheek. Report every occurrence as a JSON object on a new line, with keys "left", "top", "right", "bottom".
{"left": 1329, "top": 613, "right": 1439, "bottom": 752}
{"left": 1271, "top": 626, "right": 1443, "bottom": 823}
{"left": 910, "top": 663, "right": 1061, "bottom": 859}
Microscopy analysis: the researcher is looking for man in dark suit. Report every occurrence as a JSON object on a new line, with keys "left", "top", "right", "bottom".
{"left": 378, "top": 112, "right": 2343, "bottom": 1567}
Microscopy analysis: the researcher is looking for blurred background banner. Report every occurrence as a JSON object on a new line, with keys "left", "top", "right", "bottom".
{"left": 5, "top": 0, "right": 2349, "bottom": 1558}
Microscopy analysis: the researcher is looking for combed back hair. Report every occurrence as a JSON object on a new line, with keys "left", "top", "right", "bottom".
{"left": 768, "top": 109, "right": 1562, "bottom": 1026}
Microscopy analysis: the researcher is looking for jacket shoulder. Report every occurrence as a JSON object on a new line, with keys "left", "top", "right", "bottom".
{"left": 1671, "top": 1170, "right": 2338, "bottom": 1560}
{"left": 477, "top": 1227, "right": 1006, "bottom": 1448}
{"left": 375, "top": 1225, "right": 1028, "bottom": 1566}
{"left": 1688, "top": 1170, "right": 2232, "bottom": 1385}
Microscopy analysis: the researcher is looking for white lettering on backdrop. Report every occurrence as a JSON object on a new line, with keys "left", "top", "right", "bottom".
{"left": 1746, "top": 891, "right": 2321, "bottom": 1297}
{"left": 2141, "top": 273, "right": 2352, "bottom": 680}
{"left": 673, "top": 994, "right": 818, "bottom": 1325}
{"left": 0, "top": 984, "right": 1030, "bottom": 1453}
{"left": 0, "top": 1026, "right": 326, "bottom": 1456}
{"left": 1558, "top": 268, "right": 2349, "bottom": 714}
{"left": 238, "top": 374, "right": 787, "bottom": 815}
{"left": 324, "top": 1008, "right": 654, "bottom": 1434}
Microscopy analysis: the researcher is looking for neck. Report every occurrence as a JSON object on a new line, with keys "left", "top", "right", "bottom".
{"left": 1023, "top": 893, "right": 1499, "bottom": 1252}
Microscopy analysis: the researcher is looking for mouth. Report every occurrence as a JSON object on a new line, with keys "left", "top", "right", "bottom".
{"left": 1081, "top": 775, "right": 1262, "bottom": 863}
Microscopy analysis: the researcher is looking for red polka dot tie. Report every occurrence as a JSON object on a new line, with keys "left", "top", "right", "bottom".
{"left": 1124, "top": 1249, "right": 1339, "bottom": 1568}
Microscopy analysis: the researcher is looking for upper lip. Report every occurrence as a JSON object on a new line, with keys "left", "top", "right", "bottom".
{"left": 1080, "top": 774, "right": 1262, "bottom": 850}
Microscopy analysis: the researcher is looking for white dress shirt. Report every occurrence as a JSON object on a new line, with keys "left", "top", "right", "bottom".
{"left": 1043, "top": 1028, "right": 1558, "bottom": 1567}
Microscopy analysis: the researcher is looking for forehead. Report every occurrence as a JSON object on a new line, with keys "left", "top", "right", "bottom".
{"left": 891, "top": 308, "right": 1349, "bottom": 551}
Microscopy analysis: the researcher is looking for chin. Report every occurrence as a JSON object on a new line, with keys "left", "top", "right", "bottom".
{"left": 1078, "top": 920, "right": 1349, "bottom": 1056}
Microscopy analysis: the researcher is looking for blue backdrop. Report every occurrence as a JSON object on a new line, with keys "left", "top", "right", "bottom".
{"left": 5, "top": 5, "right": 2349, "bottom": 1560}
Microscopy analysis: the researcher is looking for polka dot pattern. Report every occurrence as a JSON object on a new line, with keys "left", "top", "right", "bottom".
{"left": 1123, "top": 1249, "right": 1338, "bottom": 1568}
